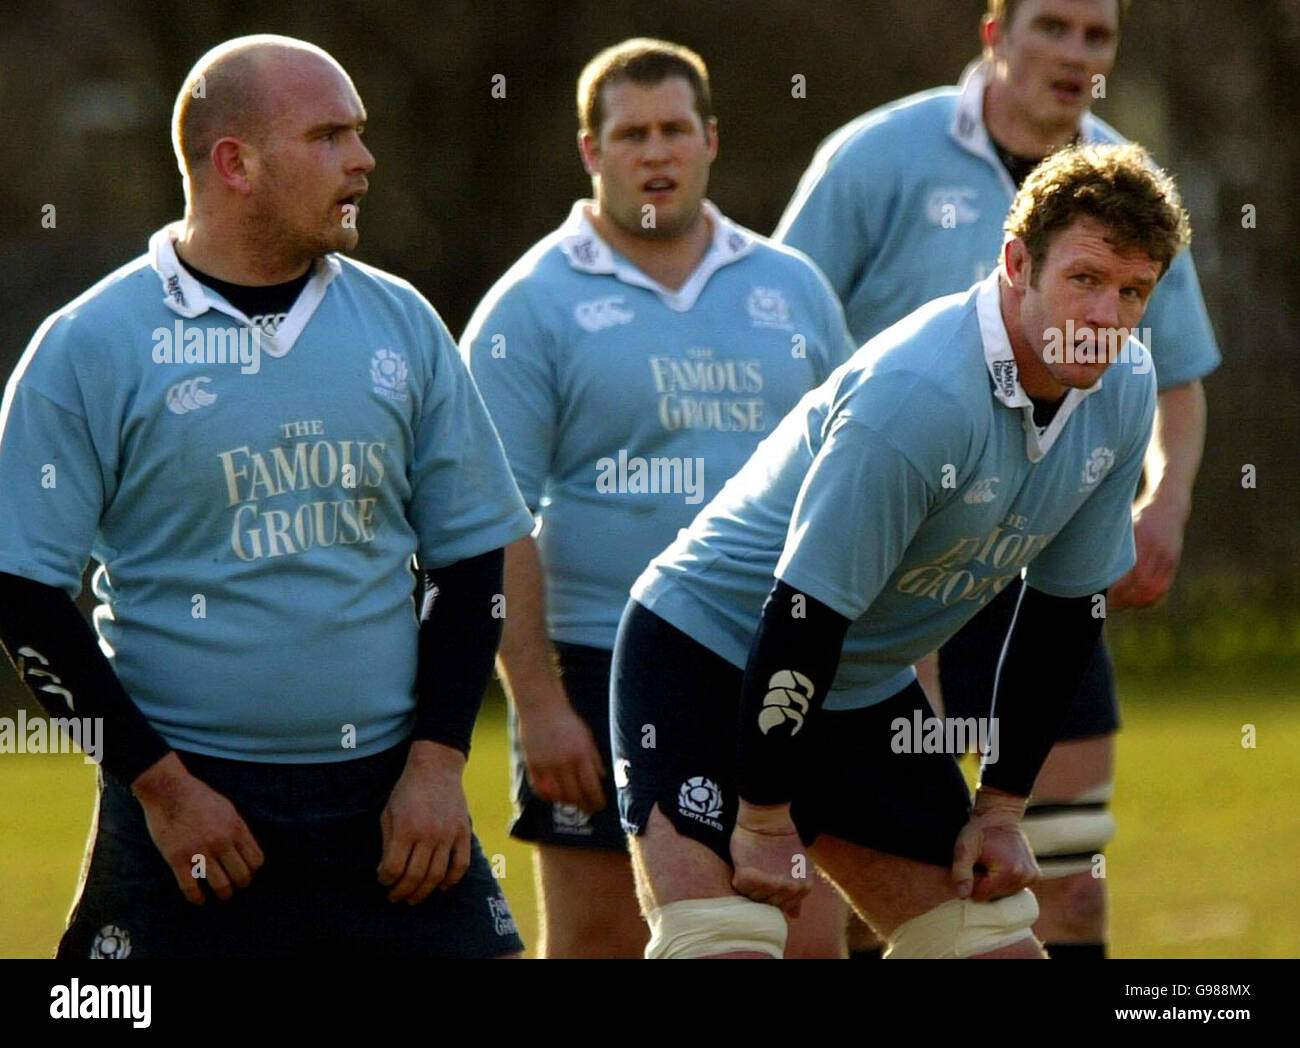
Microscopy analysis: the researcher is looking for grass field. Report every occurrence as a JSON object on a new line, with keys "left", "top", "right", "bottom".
{"left": 2, "top": 666, "right": 1297, "bottom": 959}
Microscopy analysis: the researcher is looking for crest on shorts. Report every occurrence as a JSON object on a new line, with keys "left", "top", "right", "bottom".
{"left": 677, "top": 776, "right": 724, "bottom": 830}
{"left": 552, "top": 801, "right": 593, "bottom": 834}
{"left": 90, "top": 924, "right": 132, "bottom": 959}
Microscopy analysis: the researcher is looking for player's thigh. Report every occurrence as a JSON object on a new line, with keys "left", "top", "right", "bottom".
{"left": 792, "top": 681, "right": 973, "bottom": 937}
{"left": 612, "top": 601, "right": 744, "bottom": 910}
{"left": 786, "top": 871, "right": 849, "bottom": 958}
{"left": 809, "top": 834, "right": 1042, "bottom": 958}
{"left": 629, "top": 803, "right": 737, "bottom": 910}
{"left": 808, "top": 833, "right": 962, "bottom": 937}
{"left": 535, "top": 843, "right": 646, "bottom": 954}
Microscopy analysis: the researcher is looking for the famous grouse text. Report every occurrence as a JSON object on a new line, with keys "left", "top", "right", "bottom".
{"left": 216, "top": 419, "right": 387, "bottom": 561}
{"left": 649, "top": 346, "right": 766, "bottom": 433}
{"left": 895, "top": 512, "right": 1054, "bottom": 607}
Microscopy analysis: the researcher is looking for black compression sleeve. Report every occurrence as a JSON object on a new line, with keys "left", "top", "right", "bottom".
{"left": 0, "top": 572, "right": 172, "bottom": 784}
{"left": 737, "top": 580, "right": 852, "bottom": 805}
{"left": 978, "top": 585, "right": 1105, "bottom": 797}
{"left": 412, "top": 548, "right": 505, "bottom": 757}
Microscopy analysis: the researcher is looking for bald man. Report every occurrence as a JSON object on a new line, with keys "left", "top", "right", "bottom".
{"left": 0, "top": 36, "right": 534, "bottom": 959}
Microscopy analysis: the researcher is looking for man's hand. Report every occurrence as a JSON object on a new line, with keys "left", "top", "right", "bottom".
{"left": 730, "top": 800, "right": 812, "bottom": 918}
{"left": 132, "top": 751, "right": 265, "bottom": 905}
{"left": 1108, "top": 496, "right": 1188, "bottom": 611}
{"left": 952, "top": 787, "right": 1038, "bottom": 901}
{"left": 519, "top": 702, "right": 606, "bottom": 813}
{"left": 377, "top": 740, "right": 472, "bottom": 904}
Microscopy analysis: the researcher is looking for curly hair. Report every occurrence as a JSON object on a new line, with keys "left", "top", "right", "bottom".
{"left": 1003, "top": 142, "right": 1191, "bottom": 282}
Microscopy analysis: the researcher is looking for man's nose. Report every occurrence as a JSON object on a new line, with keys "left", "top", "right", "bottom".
{"left": 351, "top": 136, "right": 376, "bottom": 174}
{"left": 1085, "top": 286, "right": 1121, "bottom": 331}
{"left": 641, "top": 130, "right": 671, "bottom": 163}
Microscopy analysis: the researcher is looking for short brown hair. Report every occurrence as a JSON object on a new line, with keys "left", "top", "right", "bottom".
{"left": 577, "top": 38, "right": 712, "bottom": 138}
{"left": 987, "top": 0, "right": 1132, "bottom": 30}
{"left": 1004, "top": 142, "right": 1191, "bottom": 280}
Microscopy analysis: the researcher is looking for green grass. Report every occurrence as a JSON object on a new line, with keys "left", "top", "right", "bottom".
{"left": 2, "top": 669, "right": 1297, "bottom": 958}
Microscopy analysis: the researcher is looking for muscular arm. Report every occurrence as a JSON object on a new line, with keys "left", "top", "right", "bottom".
{"left": 495, "top": 535, "right": 605, "bottom": 812}
{"left": 1109, "top": 380, "right": 1207, "bottom": 610}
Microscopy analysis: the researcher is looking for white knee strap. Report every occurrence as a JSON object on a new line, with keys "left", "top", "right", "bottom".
{"left": 1023, "top": 783, "right": 1117, "bottom": 879}
{"left": 885, "top": 889, "right": 1039, "bottom": 959}
{"left": 645, "top": 897, "right": 788, "bottom": 959}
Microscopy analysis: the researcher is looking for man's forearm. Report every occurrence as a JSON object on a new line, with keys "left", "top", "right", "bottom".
{"left": 496, "top": 536, "right": 569, "bottom": 717}
{"left": 978, "top": 587, "right": 1104, "bottom": 798}
{"left": 0, "top": 572, "right": 173, "bottom": 784}
{"left": 737, "top": 580, "right": 851, "bottom": 805}
{"left": 1145, "top": 380, "right": 1207, "bottom": 515}
{"left": 412, "top": 548, "right": 507, "bottom": 755}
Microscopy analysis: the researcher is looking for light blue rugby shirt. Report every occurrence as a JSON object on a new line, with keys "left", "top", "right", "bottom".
{"left": 462, "top": 200, "right": 855, "bottom": 650}
{"left": 0, "top": 224, "right": 534, "bottom": 761}
{"left": 776, "top": 61, "right": 1220, "bottom": 391}
{"left": 632, "top": 272, "right": 1156, "bottom": 710}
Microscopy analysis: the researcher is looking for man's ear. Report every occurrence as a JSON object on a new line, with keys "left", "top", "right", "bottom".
{"left": 704, "top": 116, "right": 719, "bottom": 164}
{"left": 981, "top": 14, "right": 1002, "bottom": 61}
{"left": 1004, "top": 238, "right": 1031, "bottom": 290}
{"left": 210, "top": 137, "right": 254, "bottom": 195}
{"left": 578, "top": 129, "right": 601, "bottom": 177}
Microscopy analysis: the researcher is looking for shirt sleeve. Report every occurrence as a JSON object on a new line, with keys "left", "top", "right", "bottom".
{"left": 774, "top": 378, "right": 966, "bottom": 619}
{"left": 802, "top": 259, "right": 859, "bottom": 385}
{"left": 0, "top": 317, "right": 112, "bottom": 596}
{"left": 407, "top": 305, "right": 534, "bottom": 569}
{"left": 459, "top": 282, "right": 557, "bottom": 513}
{"left": 774, "top": 139, "right": 878, "bottom": 311}
{"left": 1025, "top": 378, "right": 1157, "bottom": 597}
{"left": 1140, "top": 249, "right": 1221, "bottom": 390}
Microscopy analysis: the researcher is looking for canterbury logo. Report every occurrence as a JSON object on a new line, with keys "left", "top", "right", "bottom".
{"left": 16, "top": 646, "right": 75, "bottom": 709}
{"left": 758, "top": 669, "right": 814, "bottom": 736}
{"left": 963, "top": 476, "right": 999, "bottom": 504}
{"left": 574, "top": 295, "right": 634, "bottom": 332}
{"left": 166, "top": 377, "right": 216, "bottom": 415}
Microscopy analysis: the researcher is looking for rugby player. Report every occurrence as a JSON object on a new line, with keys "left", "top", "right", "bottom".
{"left": 462, "top": 39, "right": 856, "bottom": 958}
{"left": 613, "top": 143, "right": 1189, "bottom": 959}
{"left": 775, "top": 0, "right": 1220, "bottom": 958}
{"left": 0, "top": 36, "right": 534, "bottom": 958}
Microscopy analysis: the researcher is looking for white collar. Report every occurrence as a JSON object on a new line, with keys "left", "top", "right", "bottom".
{"left": 950, "top": 60, "right": 1105, "bottom": 197}
{"left": 557, "top": 199, "right": 756, "bottom": 312}
{"left": 975, "top": 269, "right": 1100, "bottom": 463}
{"left": 148, "top": 222, "right": 342, "bottom": 358}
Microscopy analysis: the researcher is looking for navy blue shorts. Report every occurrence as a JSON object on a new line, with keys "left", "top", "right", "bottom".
{"left": 508, "top": 642, "right": 625, "bottom": 851}
{"left": 939, "top": 576, "right": 1120, "bottom": 741}
{"left": 611, "top": 601, "right": 972, "bottom": 869}
{"left": 57, "top": 742, "right": 523, "bottom": 959}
